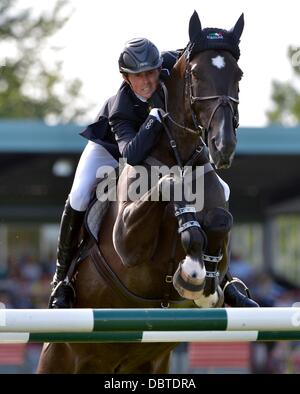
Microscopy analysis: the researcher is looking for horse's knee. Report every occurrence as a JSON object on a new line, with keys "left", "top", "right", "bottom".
{"left": 203, "top": 207, "right": 233, "bottom": 235}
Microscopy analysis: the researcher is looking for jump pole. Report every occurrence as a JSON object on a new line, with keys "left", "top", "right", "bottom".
{"left": 1, "top": 308, "right": 300, "bottom": 333}
{"left": 1, "top": 330, "right": 300, "bottom": 344}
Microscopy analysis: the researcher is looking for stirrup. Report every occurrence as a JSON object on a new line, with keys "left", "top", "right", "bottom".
{"left": 223, "top": 277, "right": 259, "bottom": 308}
{"left": 223, "top": 277, "right": 251, "bottom": 298}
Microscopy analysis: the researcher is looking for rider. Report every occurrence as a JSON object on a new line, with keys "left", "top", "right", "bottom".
{"left": 50, "top": 38, "right": 258, "bottom": 309}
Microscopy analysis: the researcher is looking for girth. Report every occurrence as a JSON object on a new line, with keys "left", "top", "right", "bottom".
{"left": 90, "top": 243, "right": 194, "bottom": 308}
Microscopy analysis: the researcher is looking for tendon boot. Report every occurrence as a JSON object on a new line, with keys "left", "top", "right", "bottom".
{"left": 49, "top": 197, "right": 86, "bottom": 308}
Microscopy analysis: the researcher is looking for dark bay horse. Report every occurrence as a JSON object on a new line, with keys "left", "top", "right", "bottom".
{"left": 37, "top": 11, "right": 244, "bottom": 373}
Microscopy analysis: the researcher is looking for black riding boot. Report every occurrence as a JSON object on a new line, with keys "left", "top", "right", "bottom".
{"left": 49, "top": 196, "right": 86, "bottom": 308}
{"left": 222, "top": 271, "right": 259, "bottom": 307}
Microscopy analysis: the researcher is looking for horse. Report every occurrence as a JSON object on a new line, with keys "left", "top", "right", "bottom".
{"left": 37, "top": 11, "right": 244, "bottom": 374}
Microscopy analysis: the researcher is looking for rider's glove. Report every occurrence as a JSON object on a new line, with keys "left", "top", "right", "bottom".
{"left": 149, "top": 108, "right": 166, "bottom": 123}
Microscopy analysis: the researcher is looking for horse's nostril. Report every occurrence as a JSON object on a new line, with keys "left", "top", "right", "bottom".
{"left": 191, "top": 272, "right": 197, "bottom": 278}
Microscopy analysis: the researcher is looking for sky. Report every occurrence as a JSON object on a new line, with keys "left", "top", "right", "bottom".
{"left": 16, "top": 0, "right": 300, "bottom": 126}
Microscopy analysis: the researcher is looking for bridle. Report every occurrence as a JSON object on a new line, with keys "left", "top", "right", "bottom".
{"left": 160, "top": 49, "right": 240, "bottom": 146}
{"left": 185, "top": 61, "right": 240, "bottom": 144}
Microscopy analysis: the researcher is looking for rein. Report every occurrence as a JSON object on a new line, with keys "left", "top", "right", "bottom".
{"left": 158, "top": 81, "right": 207, "bottom": 171}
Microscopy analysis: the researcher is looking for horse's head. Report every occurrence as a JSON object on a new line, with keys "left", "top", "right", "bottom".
{"left": 180, "top": 11, "right": 244, "bottom": 169}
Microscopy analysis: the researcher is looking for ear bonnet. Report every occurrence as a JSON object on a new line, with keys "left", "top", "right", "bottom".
{"left": 186, "top": 11, "right": 244, "bottom": 61}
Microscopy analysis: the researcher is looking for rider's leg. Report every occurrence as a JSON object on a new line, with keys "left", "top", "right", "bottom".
{"left": 50, "top": 198, "right": 85, "bottom": 308}
{"left": 216, "top": 174, "right": 259, "bottom": 307}
{"left": 50, "top": 141, "right": 118, "bottom": 308}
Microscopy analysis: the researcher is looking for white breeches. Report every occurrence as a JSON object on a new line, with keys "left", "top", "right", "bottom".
{"left": 70, "top": 141, "right": 118, "bottom": 211}
{"left": 69, "top": 141, "right": 230, "bottom": 212}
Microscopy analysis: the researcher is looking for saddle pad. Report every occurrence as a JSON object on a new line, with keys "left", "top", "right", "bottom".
{"left": 85, "top": 176, "right": 117, "bottom": 242}
{"left": 85, "top": 198, "right": 110, "bottom": 242}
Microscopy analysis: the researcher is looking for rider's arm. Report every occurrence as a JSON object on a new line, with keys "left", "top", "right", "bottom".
{"left": 109, "top": 111, "right": 163, "bottom": 166}
{"left": 161, "top": 50, "right": 181, "bottom": 70}
{"left": 160, "top": 50, "right": 183, "bottom": 79}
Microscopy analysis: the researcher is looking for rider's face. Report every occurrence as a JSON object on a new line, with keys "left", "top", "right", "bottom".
{"left": 124, "top": 69, "right": 160, "bottom": 99}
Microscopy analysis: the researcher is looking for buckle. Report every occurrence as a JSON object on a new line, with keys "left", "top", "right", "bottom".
{"left": 206, "top": 271, "right": 220, "bottom": 278}
{"left": 178, "top": 220, "right": 201, "bottom": 234}
{"left": 203, "top": 253, "right": 223, "bottom": 263}
{"left": 170, "top": 140, "right": 177, "bottom": 148}
{"left": 165, "top": 275, "right": 173, "bottom": 283}
{"left": 175, "top": 206, "right": 196, "bottom": 217}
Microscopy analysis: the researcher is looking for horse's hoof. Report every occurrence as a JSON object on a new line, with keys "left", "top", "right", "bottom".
{"left": 172, "top": 263, "right": 205, "bottom": 300}
{"left": 194, "top": 285, "right": 224, "bottom": 308}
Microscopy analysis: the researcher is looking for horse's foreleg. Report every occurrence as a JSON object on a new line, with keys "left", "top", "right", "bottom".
{"left": 193, "top": 207, "right": 232, "bottom": 307}
{"left": 173, "top": 207, "right": 207, "bottom": 294}
{"left": 203, "top": 206, "right": 233, "bottom": 285}
{"left": 167, "top": 175, "right": 207, "bottom": 300}
{"left": 203, "top": 207, "right": 232, "bottom": 255}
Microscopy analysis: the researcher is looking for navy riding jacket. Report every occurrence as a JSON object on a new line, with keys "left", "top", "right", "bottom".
{"left": 80, "top": 50, "right": 180, "bottom": 166}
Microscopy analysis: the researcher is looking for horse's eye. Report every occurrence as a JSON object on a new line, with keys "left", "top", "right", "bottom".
{"left": 191, "top": 71, "right": 201, "bottom": 81}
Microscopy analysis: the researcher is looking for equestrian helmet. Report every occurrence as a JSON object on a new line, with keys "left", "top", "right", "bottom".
{"left": 118, "top": 38, "right": 163, "bottom": 74}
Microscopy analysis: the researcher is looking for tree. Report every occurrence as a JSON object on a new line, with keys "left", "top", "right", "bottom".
{"left": 0, "top": 0, "right": 89, "bottom": 123}
{"left": 267, "top": 46, "right": 300, "bottom": 125}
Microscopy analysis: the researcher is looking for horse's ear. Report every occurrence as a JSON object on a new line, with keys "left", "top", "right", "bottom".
{"left": 231, "top": 13, "right": 244, "bottom": 41}
{"left": 189, "top": 10, "right": 202, "bottom": 42}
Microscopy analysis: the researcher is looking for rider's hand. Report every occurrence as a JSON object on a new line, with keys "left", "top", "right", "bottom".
{"left": 149, "top": 108, "right": 166, "bottom": 123}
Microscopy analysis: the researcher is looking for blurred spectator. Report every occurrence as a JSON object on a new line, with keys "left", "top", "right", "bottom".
{"left": 0, "top": 291, "right": 14, "bottom": 308}
{"left": 20, "top": 255, "right": 43, "bottom": 282}
{"left": 230, "top": 252, "right": 257, "bottom": 285}
{"left": 0, "top": 254, "right": 52, "bottom": 309}
{"left": 251, "top": 271, "right": 286, "bottom": 307}
{"left": 0, "top": 263, "right": 7, "bottom": 279}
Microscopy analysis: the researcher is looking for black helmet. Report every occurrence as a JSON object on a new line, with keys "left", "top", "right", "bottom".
{"left": 118, "top": 38, "right": 163, "bottom": 74}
